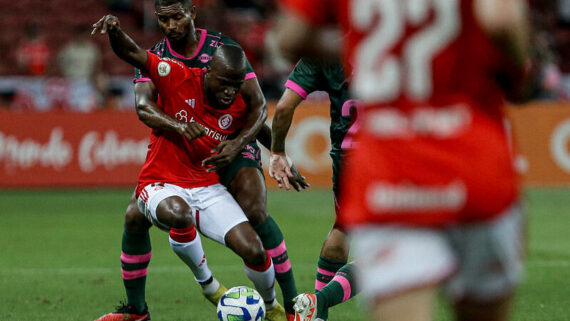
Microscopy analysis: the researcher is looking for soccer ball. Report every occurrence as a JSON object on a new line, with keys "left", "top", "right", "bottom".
{"left": 217, "top": 286, "right": 266, "bottom": 321}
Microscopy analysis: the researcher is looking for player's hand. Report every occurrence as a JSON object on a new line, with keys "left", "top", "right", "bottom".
{"left": 176, "top": 121, "right": 206, "bottom": 141}
{"left": 288, "top": 160, "right": 310, "bottom": 191}
{"left": 202, "top": 139, "right": 243, "bottom": 172}
{"left": 269, "top": 152, "right": 294, "bottom": 190}
{"left": 91, "top": 15, "right": 120, "bottom": 35}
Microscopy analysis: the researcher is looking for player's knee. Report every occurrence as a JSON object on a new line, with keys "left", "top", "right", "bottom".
{"left": 235, "top": 195, "right": 267, "bottom": 225}
{"left": 168, "top": 209, "right": 193, "bottom": 229}
{"left": 124, "top": 201, "right": 149, "bottom": 231}
{"left": 236, "top": 234, "right": 267, "bottom": 266}
{"left": 321, "top": 243, "right": 349, "bottom": 262}
{"left": 242, "top": 244, "right": 267, "bottom": 266}
{"left": 157, "top": 198, "right": 193, "bottom": 229}
{"left": 245, "top": 208, "right": 268, "bottom": 226}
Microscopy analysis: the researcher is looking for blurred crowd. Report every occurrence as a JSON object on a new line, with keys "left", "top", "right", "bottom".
{"left": 1, "top": 0, "right": 569, "bottom": 112}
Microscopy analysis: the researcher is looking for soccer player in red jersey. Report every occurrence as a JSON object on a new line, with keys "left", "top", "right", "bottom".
{"left": 100, "top": 1, "right": 299, "bottom": 320}
{"left": 276, "top": 0, "right": 531, "bottom": 321}
{"left": 92, "top": 15, "right": 287, "bottom": 321}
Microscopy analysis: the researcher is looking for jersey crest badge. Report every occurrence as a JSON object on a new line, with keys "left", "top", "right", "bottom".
{"left": 218, "top": 114, "right": 233, "bottom": 129}
{"left": 158, "top": 61, "right": 171, "bottom": 77}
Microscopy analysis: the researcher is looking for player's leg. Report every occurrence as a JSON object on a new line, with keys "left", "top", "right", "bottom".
{"left": 293, "top": 262, "right": 359, "bottom": 321}
{"left": 95, "top": 191, "right": 153, "bottom": 321}
{"left": 315, "top": 262, "right": 358, "bottom": 318}
{"left": 351, "top": 226, "right": 457, "bottom": 321}
{"left": 312, "top": 219, "right": 347, "bottom": 320}
{"left": 315, "top": 155, "right": 349, "bottom": 295}
{"left": 453, "top": 297, "right": 512, "bottom": 321}
{"left": 168, "top": 225, "right": 225, "bottom": 306}
{"left": 446, "top": 203, "right": 524, "bottom": 321}
{"left": 139, "top": 184, "right": 222, "bottom": 299}
{"left": 316, "top": 227, "right": 349, "bottom": 290}
{"left": 220, "top": 143, "right": 297, "bottom": 316}
{"left": 134, "top": 183, "right": 223, "bottom": 306}
{"left": 120, "top": 191, "right": 153, "bottom": 314}
{"left": 225, "top": 222, "right": 277, "bottom": 301}
{"left": 372, "top": 287, "right": 436, "bottom": 321}
{"left": 193, "top": 184, "right": 286, "bottom": 321}
{"left": 142, "top": 185, "right": 224, "bottom": 304}
{"left": 231, "top": 168, "right": 298, "bottom": 312}
{"left": 225, "top": 222, "right": 288, "bottom": 321}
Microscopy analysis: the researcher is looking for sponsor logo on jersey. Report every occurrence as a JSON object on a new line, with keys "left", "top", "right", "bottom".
{"left": 175, "top": 109, "right": 188, "bottom": 122}
{"left": 199, "top": 53, "right": 211, "bottom": 63}
{"left": 366, "top": 181, "right": 466, "bottom": 213}
{"left": 185, "top": 99, "right": 195, "bottom": 108}
{"left": 189, "top": 116, "right": 228, "bottom": 142}
{"left": 366, "top": 104, "right": 471, "bottom": 139}
{"left": 158, "top": 61, "right": 171, "bottom": 77}
{"left": 218, "top": 114, "right": 233, "bottom": 129}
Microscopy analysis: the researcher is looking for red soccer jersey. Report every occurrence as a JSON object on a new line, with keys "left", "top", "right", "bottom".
{"left": 135, "top": 52, "right": 247, "bottom": 196}
{"left": 283, "top": 0, "right": 521, "bottom": 226}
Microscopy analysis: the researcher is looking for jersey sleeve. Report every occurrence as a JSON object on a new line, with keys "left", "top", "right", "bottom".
{"left": 133, "top": 67, "right": 151, "bottom": 83}
{"left": 285, "top": 58, "right": 323, "bottom": 99}
{"left": 219, "top": 35, "right": 256, "bottom": 80}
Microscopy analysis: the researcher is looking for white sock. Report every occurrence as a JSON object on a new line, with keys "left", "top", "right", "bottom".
{"left": 244, "top": 260, "right": 276, "bottom": 307}
{"left": 200, "top": 277, "right": 220, "bottom": 296}
{"left": 169, "top": 233, "right": 212, "bottom": 283}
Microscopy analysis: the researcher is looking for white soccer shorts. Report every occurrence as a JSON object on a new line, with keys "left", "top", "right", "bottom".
{"left": 137, "top": 183, "right": 248, "bottom": 245}
{"left": 351, "top": 203, "right": 524, "bottom": 304}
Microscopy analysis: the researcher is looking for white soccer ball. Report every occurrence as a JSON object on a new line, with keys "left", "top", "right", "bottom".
{"left": 216, "top": 286, "right": 266, "bottom": 321}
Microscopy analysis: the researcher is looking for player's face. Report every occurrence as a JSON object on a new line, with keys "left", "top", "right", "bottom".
{"left": 155, "top": 3, "right": 196, "bottom": 41}
{"left": 204, "top": 69, "right": 244, "bottom": 109}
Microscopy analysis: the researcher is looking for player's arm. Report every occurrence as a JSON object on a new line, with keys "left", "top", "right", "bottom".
{"left": 91, "top": 15, "right": 148, "bottom": 72}
{"left": 255, "top": 122, "right": 309, "bottom": 191}
{"left": 475, "top": 0, "right": 532, "bottom": 101}
{"left": 269, "top": 88, "right": 305, "bottom": 190}
{"left": 202, "top": 77, "right": 267, "bottom": 172}
{"left": 256, "top": 123, "right": 272, "bottom": 151}
{"left": 134, "top": 81, "right": 206, "bottom": 141}
{"left": 236, "top": 78, "right": 268, "bottom": 147}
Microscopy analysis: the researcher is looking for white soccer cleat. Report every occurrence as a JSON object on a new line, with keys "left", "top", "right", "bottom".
{"left": 292, "top": 293, "right": 318, "bottom": 321}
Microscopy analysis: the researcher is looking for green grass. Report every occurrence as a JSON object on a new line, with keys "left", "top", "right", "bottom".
{"left": 0, "top": 188, "right": 568, "bottom": 320}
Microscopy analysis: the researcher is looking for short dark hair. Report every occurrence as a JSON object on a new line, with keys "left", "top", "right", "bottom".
{"left": 213, "top": 45, "right": 247, "bottom": 72}
{"left": 154, "top": 0, "right": 193, "bottom": 8}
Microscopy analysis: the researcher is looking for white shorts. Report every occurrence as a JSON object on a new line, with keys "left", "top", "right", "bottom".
{"left": 351, "top": 203, "right": 524, "bottom": 304}
{"left": 137, "top": 183, "right": 248, "bottom": 245}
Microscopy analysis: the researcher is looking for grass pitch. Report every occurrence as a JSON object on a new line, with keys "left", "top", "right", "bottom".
{"left": 0, "top": 188, "right": 569, "bottom": 320}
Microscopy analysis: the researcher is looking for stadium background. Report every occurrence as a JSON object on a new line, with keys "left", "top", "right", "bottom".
{"left": 1, "top": 0, "right": 569, "bottom": 320}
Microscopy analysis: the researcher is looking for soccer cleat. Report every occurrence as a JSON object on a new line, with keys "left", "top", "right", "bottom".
{"left": 94, "top": 302, "right": 150, "bottom": 321}
{"left": 265, "top": 302, "right": 287, "bottom": 321}
{"left": 201, "top": 283, "right": 228, "bottom": 306}
{"left": 293, "top": 293, "right": 317, "bottom": 321}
